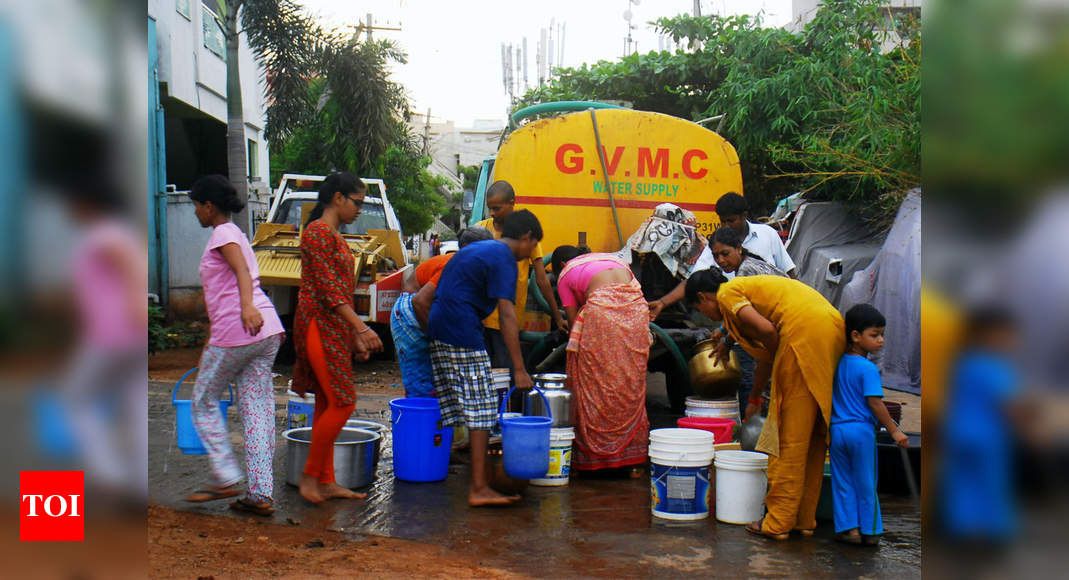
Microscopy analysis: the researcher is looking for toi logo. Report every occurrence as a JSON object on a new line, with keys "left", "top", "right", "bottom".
{"left": 20, "top": 471, "right": 84, "bottom": 542}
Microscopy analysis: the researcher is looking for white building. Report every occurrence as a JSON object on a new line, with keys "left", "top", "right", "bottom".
{"left": 148, "top": 0, "right": 271, "bottom": 192}
{"left": 408, "top": 114, "right": 504, "bottom": 187}
{"left": 149, "top": 0, "right": 273, "bottom": 313}
{"left": 790, "top": 0, "right": 921, "bottom": 51}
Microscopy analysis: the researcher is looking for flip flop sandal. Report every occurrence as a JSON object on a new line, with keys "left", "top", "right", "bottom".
{"left": 795, "top": 529, "right": 816, "bottom": 537}
{"left": 861, "top": 535, "right": 881, "bottom": 547}
{"left": 230, "top": 498, "right": 275, "bottom": 517}
{"left": 185, "top": 487, "right": 240, "bottom": 503}
{"left": 746, "top": 520, "right": 789, "bottom": 541}
{"left": 835, "top": 532, "right": 864, "bottom": 545}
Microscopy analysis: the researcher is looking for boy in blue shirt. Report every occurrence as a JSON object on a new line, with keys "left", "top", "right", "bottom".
{"left": 831, "top": 304, "right": 909, "bottom": 546}
{"left": 428, "top": 210, "right": 541, "bottom": 507}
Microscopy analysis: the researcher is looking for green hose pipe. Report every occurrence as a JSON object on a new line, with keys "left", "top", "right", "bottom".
{"left": 528, "top": 253, "right": 553, "bottom": 314}
{"left": 649, "top": 322, "right": 693, "bottom": 394}
{"left": 524, "top": 333, "right": 555, "bottom": 371}
{"left": 510, "top": 101, "right": 625, "bottom": 129}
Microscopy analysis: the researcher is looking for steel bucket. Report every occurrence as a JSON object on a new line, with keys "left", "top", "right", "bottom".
{"left": 528, "top": 373, "right": 572, "bottom": 428}
{"left": 284, "top": 427, "right": 380, "bottom": 489}
{"left": 345, "top": 419, "right": 386, "bottom": 474}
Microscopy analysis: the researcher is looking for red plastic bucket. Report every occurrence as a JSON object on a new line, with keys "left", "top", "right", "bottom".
{"left": 677, "top": 417, "right": 735, "bottom": 445}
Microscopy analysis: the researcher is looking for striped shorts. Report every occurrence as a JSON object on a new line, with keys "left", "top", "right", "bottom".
{"left": 430, "top": 340, "right": 496, "bottom": 431}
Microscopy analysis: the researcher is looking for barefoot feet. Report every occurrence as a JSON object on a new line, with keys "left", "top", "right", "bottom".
{"left": 319, "top": 482, "right": 367, "bottom": 500}
{"left": 298, "top": 474, "right": 324, "bottom": 504}
{"left": 469, "top": 486, "right": 521, "bottom": 507}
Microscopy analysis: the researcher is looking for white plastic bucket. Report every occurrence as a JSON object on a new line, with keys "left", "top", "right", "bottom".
{"left": 714, "top": 450, "right": 769, "bottom": 524}
{"left": 491, "top": 368, "right": 511, "bottom": 436}
{"left": 287, "top": 390, "right": 315, "bottom": 429}
{"left": 530, "top": 427, "right": 576, "bottom": 486}
{"left": 491, "top": 368, "right": 511, "bottom": 389}
{"left": 649, "top": 428, "right": 715, "bottom": 520}
{"left": 685, "top": 396, "right": 740, "bottom": 424}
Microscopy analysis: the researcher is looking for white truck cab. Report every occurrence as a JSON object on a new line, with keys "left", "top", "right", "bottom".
{"left": 255, "top": 174, "right": 411, "bottom": 328}
{"left": 265, "top": 174, "right": 407, "bottom": 265}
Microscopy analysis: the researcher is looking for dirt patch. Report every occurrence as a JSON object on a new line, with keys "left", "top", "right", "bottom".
{"left": 148, "top": 504, "right": 524, "bottom": 579}
{"left": 150, "top": 347, "right": 404, "bottom": 391}
{"left": 149, "top": 347, "right": 205, "bottom": 381}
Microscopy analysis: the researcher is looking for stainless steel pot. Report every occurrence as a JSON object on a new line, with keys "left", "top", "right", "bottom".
{"left": 345, "top": 419, "right": 386, "bottom": 473}
{"left": 738, "top": 414, "right": 766, "bottom": 452}
{"left": 527, "top": 373, "right": 572, "bottom": 427}
{"left": 284, "top": 427, "right": 379, "bottom": 489}
{"left": 345, "top": 419, "right": 386, "bottom": 433}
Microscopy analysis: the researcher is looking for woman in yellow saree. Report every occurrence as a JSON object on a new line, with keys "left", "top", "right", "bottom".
{"left": 686, "top": 269, "right": 845, "bottom": 540}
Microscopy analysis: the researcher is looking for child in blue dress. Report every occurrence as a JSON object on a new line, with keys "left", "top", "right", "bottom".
{"left": 831, "top": 304, "right": 909, "bottom": 546}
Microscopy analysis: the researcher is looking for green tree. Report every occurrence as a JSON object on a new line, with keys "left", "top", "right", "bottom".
{"left": 268, "top": 35, "right": 411, "bottom": 180}
{"left": 367, "top": 142, "right": 450, "bottom": 235}
{"left": 516, "top": 0, "right": 919, "bottom": 224}
{"left": 267, "top": 34, "right": 452, "bottom": 235}
{"left": 437, "top": 164, "right": 481, "bottom": 231}
{"left": 206, "top": 0, "right": 321, "bottom": 235}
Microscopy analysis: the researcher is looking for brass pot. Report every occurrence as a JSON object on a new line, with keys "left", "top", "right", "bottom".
{"left": 688, "top": 338, "right": 743, "bottom": 399}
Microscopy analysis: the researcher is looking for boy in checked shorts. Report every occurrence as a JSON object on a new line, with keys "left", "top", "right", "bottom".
{"left": 428, "top": 210, "right": 542, "bottom": 506}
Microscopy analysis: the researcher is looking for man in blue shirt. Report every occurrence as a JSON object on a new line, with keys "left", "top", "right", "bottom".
{"left": 428, "top": 209, "right": 542, "bottom": 507}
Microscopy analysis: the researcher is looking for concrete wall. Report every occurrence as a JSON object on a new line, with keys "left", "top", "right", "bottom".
{"left": 166, "top": 188, "right": 270, "bottom": 317}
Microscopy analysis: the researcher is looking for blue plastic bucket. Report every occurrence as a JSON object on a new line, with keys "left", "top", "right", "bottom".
{"left": 649, "top": 428, "right": 716, "bottom": 520}
{"left": 390, "top": 397, "right": 453, "bottom": 482}
{"left": 172, "top": 367, "right": 233, "bottom": 455}
{"left": 31, "top": 389, "right": 79, "bottom": 457}
{"left": 650, "top": 463, "right": 712, "bottom": 520}
{"left": 287, "top": 390, "right": 315, "bottom": 429}
{"left": 500, "top": 387, "right": 552, "bottom": 479}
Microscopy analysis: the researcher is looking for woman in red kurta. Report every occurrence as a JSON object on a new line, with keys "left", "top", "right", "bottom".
{"left": 293, "top": 173, "right": 383, "bottom": 504}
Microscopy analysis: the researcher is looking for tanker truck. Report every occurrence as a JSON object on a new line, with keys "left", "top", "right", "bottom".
{"left": 470, "top": 102, "right": 745, "bottom": 411}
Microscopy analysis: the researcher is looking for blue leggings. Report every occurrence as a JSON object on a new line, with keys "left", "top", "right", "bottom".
{"left": 829, "top": 421, "right": 882, "bottom": 535}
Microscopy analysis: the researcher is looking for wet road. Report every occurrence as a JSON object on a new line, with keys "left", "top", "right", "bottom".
{"left": 149, "top": 379, "right": 921, "bottom": 578}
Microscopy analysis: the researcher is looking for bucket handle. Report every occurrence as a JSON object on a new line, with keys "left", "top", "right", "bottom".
{"left": 499, "top": 385, "right": 552, "bottom": 422}
{"left": 171, "top": 367, "right": 234, "bottom": 406}
{"left": 652, "top": 457, "right": 712, "bottom": 485}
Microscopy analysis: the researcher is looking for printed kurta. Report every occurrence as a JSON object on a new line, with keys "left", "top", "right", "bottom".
{"left": 293, "top": 220, "right": 359, "bottom": 406}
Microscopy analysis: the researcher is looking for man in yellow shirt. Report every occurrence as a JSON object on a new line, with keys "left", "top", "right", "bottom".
{"left": 475, "top": 181, "right": 566, "bottom": 372}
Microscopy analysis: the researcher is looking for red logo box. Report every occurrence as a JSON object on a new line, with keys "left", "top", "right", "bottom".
{"left": 20, "top": 471, "right": 84, "bottom": 542}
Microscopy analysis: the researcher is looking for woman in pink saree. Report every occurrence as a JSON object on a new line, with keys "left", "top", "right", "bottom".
{"left": 553, "top": 246, "right": 650, "bottom": 473}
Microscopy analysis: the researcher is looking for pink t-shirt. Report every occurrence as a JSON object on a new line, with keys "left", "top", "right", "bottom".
{"left": 557, "top": 254, "right": 632, "bottom": 308}
{"left": 200, "top": 223, "right": 284, "bottom": 347}
{"left": 73, "top": 219, "right": 146, "bottom": 349}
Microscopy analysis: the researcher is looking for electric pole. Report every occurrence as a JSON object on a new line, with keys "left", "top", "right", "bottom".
{"left": 423, "top": 108, "right": 431, "bottom": 155}
{"left": 354, "top": 13, "right": 402, "bottom": 41}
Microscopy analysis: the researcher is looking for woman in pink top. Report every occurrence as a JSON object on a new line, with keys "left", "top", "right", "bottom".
{"left": 552, "top": 246, "right": 650, "bottom": 474}
{"left": 185, "top": 175, "right": 284, "bottom": 516}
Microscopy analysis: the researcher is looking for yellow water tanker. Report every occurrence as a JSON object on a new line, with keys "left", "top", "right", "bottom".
{"left": 476, "top": 105, "right": 744, "bottom": 253}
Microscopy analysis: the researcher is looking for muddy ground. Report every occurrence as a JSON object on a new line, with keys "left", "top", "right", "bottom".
{"left": 148, "top": 504, "right": 522, "bottom": 578}
{"left": 149, "top": 347, "right": 922, "bottom": 578}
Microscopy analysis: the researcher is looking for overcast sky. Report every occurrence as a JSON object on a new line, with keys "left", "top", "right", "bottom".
{"left": 298, "top": 0, "right": 793, "bottom": 126}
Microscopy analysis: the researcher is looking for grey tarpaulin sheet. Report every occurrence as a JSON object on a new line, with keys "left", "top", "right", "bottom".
{"left": 785, "top": 202, "right": 883, "bottom": 308}
{"left": 840, "top": 192, "right": 922, "bottom": 394}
